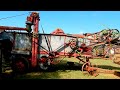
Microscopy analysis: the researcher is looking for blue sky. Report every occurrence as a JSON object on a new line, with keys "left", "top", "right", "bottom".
{"left": 0, "top": 11, "right": 120, "bottom": 34}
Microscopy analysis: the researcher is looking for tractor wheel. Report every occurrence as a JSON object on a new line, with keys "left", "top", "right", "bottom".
{"left": 81, "top": 62, "right": 91, "bottom": 72}
{"left": 38, "top": 56, "right": 51, "bottom": 71}
{"left": 12, "top": 57, "right": 29, "bottom": 74}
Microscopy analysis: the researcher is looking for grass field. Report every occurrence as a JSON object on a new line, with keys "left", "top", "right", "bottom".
{"left": 13, "top": 57, "right": 120, "bottom": 79}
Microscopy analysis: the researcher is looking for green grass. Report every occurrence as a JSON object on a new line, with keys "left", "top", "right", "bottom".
{"left": 13, "top": 57, "right": 120, "bottom": 79}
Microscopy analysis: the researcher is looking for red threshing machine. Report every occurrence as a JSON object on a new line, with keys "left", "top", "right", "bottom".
{"left": 0, "top": 12, "right": 120, "bottom": 76}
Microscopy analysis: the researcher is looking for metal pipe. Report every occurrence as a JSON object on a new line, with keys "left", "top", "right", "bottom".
{"left": 0, "top": 26, "right": 27, "bottom": 31}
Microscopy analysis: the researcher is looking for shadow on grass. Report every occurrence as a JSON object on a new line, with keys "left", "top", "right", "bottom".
{"left": 0, "top": 61, "right": 83, "bottom": 79}
{"left": 96, "top": 65, "right": 120, "bottom": 71}
{"left": 2, "top": 60, "right": 120, "bottom": 79}
{"left": 43, "top": 61, "right": 83, "bottom": 72}
{"left": 13, "top": 61, "right": 83, "bottom": 79}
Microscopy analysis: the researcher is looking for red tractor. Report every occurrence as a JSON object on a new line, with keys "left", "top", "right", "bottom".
{"left": 0, "top": 12, "right": 40, "bottom": 74}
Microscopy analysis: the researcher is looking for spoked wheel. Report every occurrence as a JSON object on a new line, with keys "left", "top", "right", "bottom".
{"left": 81, "top": 62, "right": 91, "bottom": 72}
{"left": 38, "top": 56, "right": 51, "bottom": 71}
{"left": 12, "top": 57, "right": 29, "bottom": 74}
{"left": 81, "top": 62, "right": 99, "bottom": 76}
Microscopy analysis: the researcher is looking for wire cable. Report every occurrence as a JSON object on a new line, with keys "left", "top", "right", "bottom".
{"left": 0, "top": 12, "right": 31, "bottom": 21}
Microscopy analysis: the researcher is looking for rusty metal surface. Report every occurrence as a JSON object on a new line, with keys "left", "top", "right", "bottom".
{"left": 1, "top": 32, "right": 82, "bottom": 55}
{"left": 83, "top": 65, "right": 120, "bottom": 77}
{"left": 39, "top": 34, "right": 74, "bottom": 53}
{"left": 39, "top": 34, "right": 91, "bottom": 53}
{"left": 1, "top": 32, "right": 119, "bottom": 56}
{"left": 15, "top": 33, "right": 31, "bottom": 51}
{"left": 4, "top": 32, "right": 32, "bottom": 51}
{"left": 0, "top": 26, "right": 27, "bottom": 31}
{"left": 0, "top": 32, "right": 14, "bottom": 41}
{"left": 114, "top": 45, "right": 120, "bottom": 54}
{"left": 2, "top": 31, "right": 119, "bottom": 59}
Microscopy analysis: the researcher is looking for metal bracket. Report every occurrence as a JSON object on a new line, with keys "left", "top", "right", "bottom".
{"left": 32, "top": 32, "right": 38, "bottom": 38}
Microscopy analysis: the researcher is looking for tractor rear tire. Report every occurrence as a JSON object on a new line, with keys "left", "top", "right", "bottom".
{"left": 12, "top": 57, "right": 29, "bottom": 74}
